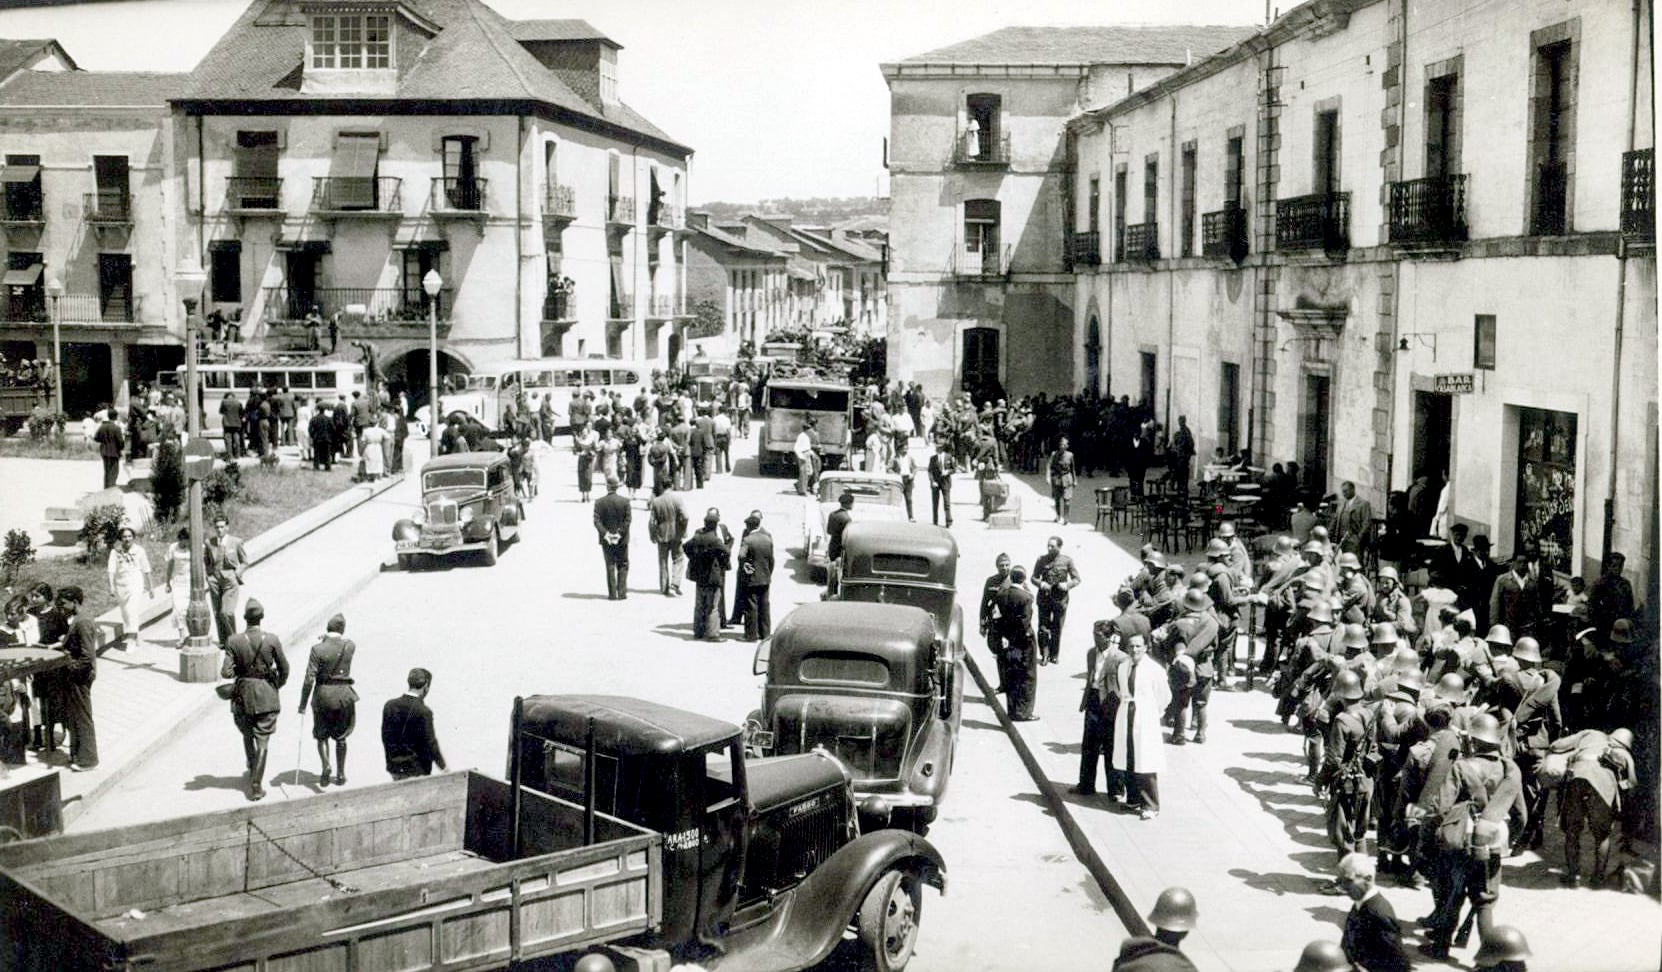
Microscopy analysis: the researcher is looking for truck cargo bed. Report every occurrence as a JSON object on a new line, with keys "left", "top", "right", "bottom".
{"left": 0, "top": 772, "right": 662, "bottom": 972}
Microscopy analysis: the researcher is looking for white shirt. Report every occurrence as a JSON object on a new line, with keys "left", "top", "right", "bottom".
{"left": 713, "top": 414, "right": 732, "bottom": 435}
{"left": 793, "top": 430, "right": 814, "bottom": 463}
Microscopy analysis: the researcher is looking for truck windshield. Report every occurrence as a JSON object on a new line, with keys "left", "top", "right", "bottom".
{"left": 769, "top": 387, "right": 849, "bottom": 412}
{"left": 461, "top": 375, "right": 497, "bottom": 391}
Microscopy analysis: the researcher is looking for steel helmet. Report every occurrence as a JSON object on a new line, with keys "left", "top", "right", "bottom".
{"left": 1146, "top": 549, "right": 1169, "bottom": 569}
{"left": 1611, "top": 728, "right": 1636, "bottom": 750}
{"left": 1336, "top": 552, "right": 1362, "bottom": 571}
{"left": 1292, "top": 940, "right": 1352, "bottom": 972}
{"left": 1390, "top": 646, "right": 1422, "bottom": 673}
{"left": 1146, "top": 886, "right": 1198, "bottom": 932}
{"left": 1388, "top": 668, "right": 1425, "bottom": 701}
{"left": 573, "top": 954, "right": 616, "bottom": 972}
{"left": 1370, "top": 622, "right": 1400, "bottom": 647}
{"left": 1273, "top": 535, "right": 1296, "bottom": 555}
{"left": 1301, "top": 540, "right": 1325, "bottom": 557}
{"left": 1217, "top": 521, "right": 1238, "bottom": 539}
{"left": 1467, "top": 711, "right": 1504, "bottom": 749}
{"left": 1311, "top": 524, "right": 1330, "bottom": 541}
{"left": 1339, "top": 623, "right": 1370, "bottom": 651}
{"left": 1182, "top": 588, "right": 1212, "bottom": 613}
{"left": 1376, "top": 564, "right": 1400, "bottom": 583}
{"left": 1333, "top": 669, "right": 1366, "bottom": 701}
{"left": 1434, "top": 672, "right": 1467, "bottom": 702}
{"left": 1511, "top": 636, "right": 1543, "bottom": 664}
{"left": 1206, "top": 538, "right": 1230, "bottom": 558}
{"left": 1188, "top": 571, "right": 1213, "bottom": 590}
{"left": 1484, "top": 624, "right": 1514, "bottom": 647}
{"left": 1474, "top": 926, "right": 1533, "bottom": 966}
{"left": 1303, "top": 600, "right": 1335, "bottom": 624}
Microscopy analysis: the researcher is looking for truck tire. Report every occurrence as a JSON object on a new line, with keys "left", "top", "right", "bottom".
{"left": 857, "top": 869, "right": 921, "bottom": 972}
{"left": 397, "top": 553, "right": 416, "bottom": 571}
{"left": 480, "top": 528, "right": 499, "bottom": 567}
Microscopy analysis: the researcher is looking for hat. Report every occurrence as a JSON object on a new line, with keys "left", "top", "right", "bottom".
{"left": 1293, "top": 940, "right": 1352, "bottom": 972}
{"left": 1334, "top": 669, "right": 1366, "bottom": 701}
{"left": 1484, "top": 624, "right": 1514, "bottom": 647}
{"left": 1341, "top": 623, "right": 1370, "bottom": 651}
{"left": 1434, "top": 672, "right": 1467, "bottom": 702}
{"left": 1301, "top": 540, "right": 1325, "bottom": 556}
{"left": 1336, "top": 552, "right": 1362, "bottom": 571}
{"left": 1376, "top": 564, "right": 1400, "bottom": 583}
{"left": 1390, "top": 668, "right": 1425, "bottom": 700}
{"left": 243, "top": 598, "right": 264, "bottom": 620}
{"left": 1205, "top": 538, "right": 1230, "bottom": 558}
{"left": 1187, "top": 571, "right": 1212, "bottom": 590}
{"left": 1182, "top": 589, "right": 1211, "bottom": 613}
{"left": 1217, "top": 521, "right": 1237, "bottom": 539}
{"left": 605, "top": 475, "right": 621, "bottom": 490}
{"left": 1303, "top": 600, "right": 1335, "bottom": 624}
{"left": 1512, "top": 636, "right": 1543, "bottom": 664}
{"left": 1390, "top": 646, "right": 1422, "bottom": 673}
{"left": 744, "top": 510, "right": 762, "bottom": 527}
{"left": 1610, "top": 728, "right": 1635, "bottom": 750}
{"left": 703, "top": 509, "right": 721, "bottom": 526}
{"left": 1611, "top": 619, "right": 1635, "bottom": 644}
{"left": 1471, "top": 534, "right": 1492, "bottom": 550}
{"left": 1145, "top": 550, "right": 1168, "bottom": 569}
{"left": 1474, "top": 926, "right": 1532, "bottom": 966}
{"left": 1370, "top": 622, "right": 1400, "bottom": 646}
{"left": 1467, "top": 712, "right": 1504, "bottom": 749}
{"left": 1273, "top": 535, "right": 1296, "bottom": 555}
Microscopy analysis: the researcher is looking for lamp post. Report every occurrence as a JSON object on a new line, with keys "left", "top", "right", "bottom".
{"left": 173, "top": 262, "right": 216, "bottom": 678}
{"left": 423, "top": 269, "right": 442, "bottom": 458}
{"left": 43, "top": 274, "right": 63, "bottom": 419}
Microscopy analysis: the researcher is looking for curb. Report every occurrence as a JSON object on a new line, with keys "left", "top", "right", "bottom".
{"left": 962, "top": 646, "right": 1152, "bottom": 940}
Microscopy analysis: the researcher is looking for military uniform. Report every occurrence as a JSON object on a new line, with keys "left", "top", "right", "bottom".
{"left": 221, "top": 624, "right": 289, "bottom": 799}
{"left": 992, "top": 582, "right": 1038, "bottom": 719}
{"left": 1320, "top": 697, "right": 1377, "bottom": 855}
{"left": 298, "top": 633, "right": 358, "bottom": 743}
{"left": 1419, "top": 739, "right": 1525, "bottom": 956}
{"left": 1161, "top": 601, "right": 1220, "bottom": 745}
{"left": 981, "top": 569, "right": 1011, "bottom": 690}
{"left": 1033, "top": 550, "right": 1081, "bottom": 665}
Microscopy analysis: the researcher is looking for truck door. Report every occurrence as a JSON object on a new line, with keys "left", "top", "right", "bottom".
{"left": 696, "top": 743, "right": 747, "bottom": 943}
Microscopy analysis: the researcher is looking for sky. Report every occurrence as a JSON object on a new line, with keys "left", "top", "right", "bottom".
{"left": 0, "top": 0, "right": 1271, "bottom": 204}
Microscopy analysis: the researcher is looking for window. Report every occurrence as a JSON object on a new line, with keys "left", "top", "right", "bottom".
{"left": 1474, "top": 314, "right": 1497, "bottom": 370}
{"left": 1529, "top": 32, "right": 1577, "bottom": 235}
{"left": 209, "top": 241, "right": 241, "bottom": 304}
{"left": 233, "top": 132, "right": 279, "bottom": 208}
{"left": 1088, "top": 176, "right": 1101, "bottom": 234}
{"left": 311, "top": 13, "right": 391, "bottom": 70}
{"left": 4, "top": 251, "right": 44, "bottom": 322}
{"left": 964, "top": 93, "right": 1001, "bottom": 161}
{"left": 2, "top": 154, "right": 43, "bottom": 221}
{"left": 441, "top": 136, "right": 480, "bottom": 210}
{"left": 327, "top": 133, "right": 381, "bottom": 209}
{"left": 1143, "top": 154, "right": 1158, "bottom": 223}
{"left": 401, "top": 244, "right": 444, "bottom": 314}
{"left": 962, "top": 199, "right": 1000, "bottom": 274}
{"left": 1218, "top": 362, "right": 1240, "bottom": 455}
{"left": 1139, "top": 351, "right": 1157, "bottom": 410}
{"left": 1426, "top": 74, "right": 1459, "bottom": 179}
{"left": 1113, "top": 167, "right": 1127, "bottom": 259}
{"left": 93, "top": 156, "right": 129, "bottom": 216}
{"left": 1315, "top": 110, "right": 1340, "bottom": 195}
{"left": 1225, "top": 136, "right": 1245, "bottom": 208}
{"left": 1515, "top": 407, "right": 1577, "bottom": 574}
{"left": 1180, "top": 144, "right": 1197, "bottom": 257}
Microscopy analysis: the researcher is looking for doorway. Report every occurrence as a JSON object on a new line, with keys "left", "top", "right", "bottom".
{"left": 62, "top": 342, "right": 112, "bottom": 416}
{"left": 1138, "top": 351, "right": 1157, "bottom": 410}
{"left": 1412, "top": 391, "right": 1453, "bottom": 483}
{"left": 1084, "top": 317, "right": 1101, "bottom": 396}
{"left": 961, "top": 327, "right": 999, "bottom": 403}
{"left": 1300, "top": 372, "right": 1332, "bottom": 499}
{"left": 284, "top": 252, "right": 321, "bottom": 320}
{"left": 1515, "top": 406, "right": 1577, "bottom": 573}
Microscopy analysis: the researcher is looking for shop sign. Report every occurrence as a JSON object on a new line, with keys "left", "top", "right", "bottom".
{"left": 1434, "top": 373, "right": 1474, "bottom": 395}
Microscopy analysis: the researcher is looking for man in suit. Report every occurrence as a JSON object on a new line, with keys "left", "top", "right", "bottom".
{"left": 980, "top": 553, "right": 1013, "bottom": 692}
{"left": 927, "top": 438, "right": 956, "bottom": 527}
{"left": 1337, "top": 853, "right": 1409, "bottom": 972}
{"left": 593, "top": 476, "right": 632, "bottom": 600}
{"left": 94, "top": 407, "right": 124, "bottom": 489}
{"left": 53, "top": 586, "right": 99, "bottom": 772}
{"left": 297, "top": 613, "right": 358, "bottom": 788}
{"left": 206, "top": 515, "right": 249, "bottom": 647}
{"left": 309, "top": 404, "right": 336, "bottom": 471}
{"left": 647, "top": 481, "right": 688, "bottom": 596}
{"left": 737, "top": 511, "right": 774, "bottom": 641}
{"left": 1332, "top": 481, "right": 1374, "bottom": 557}
{"left": 1490, "top": 552, "right": 1537, "bottom": 639}
{"left": 683, "top": 509, "right": 731, "bottom": 641}
{"left": 1432, "top": 523, "right": 1473, "bottom": 591}
{"left": 221, "top": 599, "right": 289, "bottom": 801}
{"left": 1588, "top": 551, "right": 1637, "bottom": 637}
{"left": 220, "top": 392, "right": 245, "bottom": 459}
{"left": 382, "top": 667, "right": 446, "bottom": 780}
{"left": 993, "top": 565, "right": 1039, "bottom": 721}
{"left": 692, "top": 404, "right": 716, "bottom": 488}
{"left": 669, "top": 410, "right": 694, "bottom": 491}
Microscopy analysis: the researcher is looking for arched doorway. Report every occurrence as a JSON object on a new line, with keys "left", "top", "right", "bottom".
{"left": 667, "top": 330, "right": 683, "bottom": 371}
{"left": 1085, "top": 316, "right": 1102, "bottom": 397}
{"left": 385, "top": 347, "right": 471, "bottom": 417}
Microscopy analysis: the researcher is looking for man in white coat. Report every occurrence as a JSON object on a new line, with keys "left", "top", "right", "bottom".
{"left": 1113, "top": 633, "right": 1171, "bottom": 820}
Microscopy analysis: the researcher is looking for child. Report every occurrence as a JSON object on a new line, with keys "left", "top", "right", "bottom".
{"left": 1563, "top": 576, "right": 1589, "bottom": 620}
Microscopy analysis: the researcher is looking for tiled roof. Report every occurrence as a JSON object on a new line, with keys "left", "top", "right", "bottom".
{"left": 505, "top": 19, "right": 617, "bottom": 46}
{"left": 691, "top": 218, "right": 786, "bottom": 258}
{"left": 0, "top": 70, "right": 184, "bottom": 107}
{"left": 0, "top": 40, "right": 75, "bottom": 81}
{"left": 795, "top": 229, "right": 883, "bottom": 262}
{"left": 900, "top": 25, "right": 1258, "bottom": 66}
{"left": 180, "top": 0, "right": 687, "bottom": 154}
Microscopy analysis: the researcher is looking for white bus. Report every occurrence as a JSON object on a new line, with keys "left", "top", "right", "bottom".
{"left": 173, "top": 357, "right": 368, "bottom": 435}
{"left": 418, "top": 358, "right": 648, "bottom": 431}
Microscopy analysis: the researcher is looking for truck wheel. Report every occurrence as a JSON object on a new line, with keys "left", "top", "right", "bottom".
{"left": 857, "top": 869, "right": 921, "bottom": 972}
{"left": 397, "top": 553, "right": 416, "bottom": 571}
{"left": 481, "top": 528, "right": 499, "bottom": 567}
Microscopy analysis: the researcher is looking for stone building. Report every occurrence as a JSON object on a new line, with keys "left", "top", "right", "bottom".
{"left": 1070, "top": 0, "right": 1655, "bottom": 583}
{"left": 881, "top": 25, "right": 1257, "bottom": 403}
{"left": 684, "top": 211, "right": 790, "bottom": 351}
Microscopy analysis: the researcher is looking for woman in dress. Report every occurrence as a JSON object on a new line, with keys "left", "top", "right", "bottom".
{"left": 105, "top": 525, "right": 152, "bottom": 650}
{"left": 360, "top": 421, "right": 387, "bottom": 481}
{"left": 621, "top": 413, "right": 645, "bottom": 499}
{"left": 163, "top": 526, "right": 193, "bottom": 648}
{"left": 573, "top": 422, "right": 599, "bottom": 502}
{"left": 596, "top": 423, "right": 623, "bottom": 484}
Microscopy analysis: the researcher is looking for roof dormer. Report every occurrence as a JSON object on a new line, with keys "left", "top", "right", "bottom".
{"left": 300, "top": 1, "right": 437, "bottom": 96}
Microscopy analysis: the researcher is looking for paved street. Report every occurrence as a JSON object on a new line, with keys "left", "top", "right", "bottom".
{"left": 72, "top": 434, "right": 1127, "bottom": 971}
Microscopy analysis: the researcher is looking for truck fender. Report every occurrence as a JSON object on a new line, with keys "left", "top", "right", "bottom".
{"left": 711, "top": 830, "right": 944, "bottom": 972}
{"left": 392, "top": 518, "right": 419, "bottom": 542}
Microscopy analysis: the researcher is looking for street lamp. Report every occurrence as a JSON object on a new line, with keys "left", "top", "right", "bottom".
{"left": 43, "top": 274, "right": 62, "bottom": 419}
{"left": 422, "top": 269, "right": 443, "bottom": 457}
{"left": 172, "top": 261, "right": 215, "bottom": 677}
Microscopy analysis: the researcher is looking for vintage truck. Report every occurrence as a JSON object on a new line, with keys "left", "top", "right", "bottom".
{"left": 0, "top": 382, "right": 46, "bottom": 435}
{"left": 0, "top": 695, "right": 944, "bottom": 972}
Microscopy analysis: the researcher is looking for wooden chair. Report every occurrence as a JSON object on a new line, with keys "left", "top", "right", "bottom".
{"left": 1093, "top": 486, "right": 1114, "bottom": 532}
{"left": 1108, "top": 485, "right": 1134, "bottom": 531}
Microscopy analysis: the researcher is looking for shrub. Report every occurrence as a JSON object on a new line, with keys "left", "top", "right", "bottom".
{"left": 202, "top": 462, "right": 243, "bottom": 508}
{"left": 2, "top": 529, "right": 34, "bottom": 585}
{"left": 152, "top": 439, "right": 185, "bottom": 521}
{"left": 78, "top": 504, "right": 127, "bottom": 562}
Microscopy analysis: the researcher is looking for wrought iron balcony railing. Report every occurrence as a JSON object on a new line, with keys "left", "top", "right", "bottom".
{"left": 542, "top": 291, "right": 575, "bottom": 322}
{"left": 648, "top": 293, "right": 684, "bottom": 318}
{"left": 545, "top": 183, "right": 576, "bottom": 220}
{"left": 1621, "top": 149, "right": 1654, "bottom": 243}
{"left": 1388, "top": 174, "right": 1468, "bottom": 246}
{"left": 652, "top": 204, "right": 684, "bottom": 231}
{"left": 1068, "top": 231, "right": 1101, "bottom": 267}
{"left": 608, "top": 295, "right": 635, "bottom": 320}
{"left": 311, "top": 177, "right": 403, "bottom": 214}
{"left": 1201, "top": 205, "right": 1248, "bottom": 260}
{"left": 952, "top": 243, "right": 1009, "bottom": 278}
{"left": 431, "top": 177, "right": 487, "bottom": 213}
{"left": 83, "top": 192, "right": 132, "bottom": 224}
{"left": 225, "top": 177, "right": 282, "bottom": 211}
{"left": 1531, "top": 161, "right": 1567, "bottom": 236}
{"left": 259, "top": 286, "right": 451, "bottom": 324}
{"left": 1119, "top": 222, "right": 1160, "bottom": 262}
{"left": 607, "top": 195, "right": 636, "bottom": 225}
{"left": 1275, "top": 192, "right": 1350, "bottom": 251}
{"left": 953, "top": 130, "right": 1011, "bottom": 167}
{"left": 0, "top": 193, "right": 44, "bottom": 223}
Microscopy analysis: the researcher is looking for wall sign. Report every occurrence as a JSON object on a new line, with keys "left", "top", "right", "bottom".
{"left": 1434, "top": 373, "right": 1474, "bottom": 394}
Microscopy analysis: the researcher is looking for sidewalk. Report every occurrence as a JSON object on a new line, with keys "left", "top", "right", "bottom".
{"left": 943, "top": 463, "right": 1662, "bottom": 972}
{"left": 46, "top": 458, "right": 421, "bottom": 821}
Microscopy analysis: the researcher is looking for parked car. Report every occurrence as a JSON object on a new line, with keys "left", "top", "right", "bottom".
{"left": 748, "top": 602, "right": 963, "bottom": 834}
{"left": 835, "top": 521, "right": 965, "bottom": 660}
{"left": 802, "top": 470, "right": 907, "bottom": 580}
{"left": 392, "top": 452, "right": 523, "bottom": 569}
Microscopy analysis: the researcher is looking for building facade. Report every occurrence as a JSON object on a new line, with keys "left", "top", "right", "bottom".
{"left": 1070, "top": 0, "right": 1655, "bottom": 583}
{"left": 684, "top": 211, "right": 789, "bottom": 351}
{"left": 0, "top": 0, "right": 695, "bottom": 415}
{"left": 881, "top": 25, "right": 1258, "bottom": 403}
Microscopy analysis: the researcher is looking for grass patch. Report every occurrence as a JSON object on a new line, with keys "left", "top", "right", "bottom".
{"left": 4, "top": 462, "right": 361, "bottom": 620}
{"left": 0, "top": 435, "right": 96, "bottom": 460}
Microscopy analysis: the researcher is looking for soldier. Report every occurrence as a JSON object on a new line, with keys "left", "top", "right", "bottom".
{"left": 1473, "top": 926, "right": 1532, "bottom": 972}
{"left": 1202, "top": 540, "right": 1248, "bottom": 687}
{"left": 297, "top": 613, "right": 358, "bottom": 787}
{"left": 1254, "top": 535, "right": 1302, "bottom": 681}
{"left": 980, "top": 553, "right": 1013, "bottom": 692}
{"left": 1317, "top": 670, "right": 1377, "bottom": 881}
{"left": 1371, "top": 565, "right": 1418, "bottom": 639}
{"left": 1495, "top": 636, "right": 1560, "bottom": 855}
{"left": 1375, "top": 657, "right": 1428, "bottom": 883}
{"left": 1112, "top": 887, "right": 1199, "bottom": 971}
{"left": 221, "top": 599, "right": 289, "bottom": 801}
{"left": 993, "top": 565, "right": 1038, "bottom": 721}
{"left": 1215, "top": 520, "right": 1253, "bottom": 591}
{"left": 1161, "top": 589, "right": 1220, "bottom": 746}
{"left": 1284, "top": 600, "right": 1343, "bottom": 780}
{"left": 1033, "top": 535, "right": 1081, "bottom": 666}
{"left": 1290, "top": 941, "right": 1352, "bottom": 972}
{"left": 1551, "top": 727, "right": 1636, "bottom": 887}
{"left": 1336, "top": 553, "right": 1375, "bottom": 624}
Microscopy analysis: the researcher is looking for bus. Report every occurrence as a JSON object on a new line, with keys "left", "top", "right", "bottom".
{"left": 173, "top": 357, "right": 368, "bottom": 435}
{"left": 418, "top": 358, "right": 648, "bottom": 432}
{"left": 757, "top": 377, "right": 852, "bottom": 476}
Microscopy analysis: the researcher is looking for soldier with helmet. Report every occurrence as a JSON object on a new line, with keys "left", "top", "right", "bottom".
{"left": 1283, "top": 599, "right": 1343, "bottom": 780}
{"left": 1291, "top": 940, "right": 1351, "bottom": 972}
{"left": 1335, "top": 552, "right": 1375, "bottom": 624}
{"left": 1371, "top": 564, "right": 1418, "bottom": 639}
{"left": 1549, "top": 726, "right": 1637, "bottom": 887}
{"left": 1494, "top": 635, "right": 1561, "bottom": 855}
{"left": 1160, "top": 588, "right": 1220, "bottom": 746}
{"left": 1203, "top": 539, "right": 1249, "bottom": 687}
{"left": 1473, "top": 925, "right": 1532, "bottom": 972}
{"left": 1253, "top": 535, "right": 1304, "bottom": 682}
{"left": 1317, "top": 668, "right": 1377, "bottom": 874}
{"left": 1112, "top": 887, "right": 1200, "bottom": 971}
{"left": 1214, "top": 520, "right": 1253, "bottom": 590}
{"left": 1374, "top": 646, "right": 1428, "bottom": 883}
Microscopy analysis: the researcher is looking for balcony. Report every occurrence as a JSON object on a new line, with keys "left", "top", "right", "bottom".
{"left": 2, "top": 293, "right": 140, "bottom": 325}
{"left": 430, "top": 177, "right": 487, "bottom": 216}
{"left": 1531, "top": 161, "right": 1567, "bottom": 236}
{"left": 1275, "top": 192, "right": 1350, "bottom": 252}
{"left": 649, "top": 203, "right": 684, "bottom": 235}
{"left": 1068, "top": 231, "right": 1101, "bottom": 268}
{"left": 311, "top": 177, "right": 403, "bottom": 217}
{"left": 952, "top": 243, "right": 1009, "bottom": 279}
{"left": 1201, "top": 205, "right": 1249, "bottom": 261}
{"left": 259, "top": 286, "right": 453, "bottom": 338}
{"left": 0, "top": 193, "right": 44, "bottom": 229}
{"left": 607, "top": 295, "right": 635, "bottom": 321}
{"left": 544, "top": 183, "right": 576, "bottom": 222}
{"left": 1622, "top": 149, "right": 1653, "bottom": 244}
{"left": 952, "top": 131, "right": 1011, "bottom": 168}
{"left": 646, "top": 293, "right": 685, "bottom": 319}
{"left": 83, "top": 192, "right": 132, "bottom": 226}
{"left": 606, "top": 195, "right": 636, "bottom": 229}
{"left": 1118, "top": 222, "right": 1160, "bottom": 263}
{"left": 1387, "top": 175, "right": 1468, "bottom": 248}
{"left": 541, "top": 290, "right": 576, "bottom": 324}
{"left": 225, "top": 177, "right": 282, "bottom": 212}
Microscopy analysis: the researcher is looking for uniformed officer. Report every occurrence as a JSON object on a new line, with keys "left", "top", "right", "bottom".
{"left": 980, "top": 553, "right": 1013, "bottom": 692}
{"left": 297, "top": 613, "right": 359, "bottom": 787}
{"left": 1033, "top": 535, "right": 1081, "bottom": 666}
{"left": 1336, "top": 552, "right": 1375, "bottom": 624}
{"left": 221, "top": 599, "right": 289, "bottom": 801}
{"left": 993, "top": 565, "right": 1038, "bottom": 721}
{"left": 1317, "top": 669, "right": 1376, "bottom": 881}
{"left": 1371, "top": 565, "right": 1418, "bottom": 639}
{"left": 1285, "top": 600, "right": 1343, "bottom": 780}
{"left": 1162, "top": 589, "right": 1220, "bottom": 745}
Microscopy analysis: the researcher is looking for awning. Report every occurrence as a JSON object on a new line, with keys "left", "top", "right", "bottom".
{"left": 274, "top": 239, "right": 332, "bottom": 253}
{"left": 3, "top": 264, "right": 43, "bottom": 286}
{"left": 328, "top": 134, "right": 380, "bottom": 208}
{"left": 1, "top": 165, "right": 40, "bottom": 184}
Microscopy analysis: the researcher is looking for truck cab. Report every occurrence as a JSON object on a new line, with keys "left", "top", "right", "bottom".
{"left": 512, "top": 695, "right": 945, "bottom": 972}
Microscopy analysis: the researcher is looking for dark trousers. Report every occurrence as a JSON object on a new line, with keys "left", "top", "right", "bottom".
{"left": 692, "top": 452, "right": 708, "bottom": 489}
{"left": 1123, "top": 700, "right": 1158, "bottom": 812}
{"left": 1037, "top": 595, "right": 1068, "bottom": 663}
{"left": 693, "top": 583, "right": 722, "bottom": 639}
{"left": 312, "top": 437, "right": 333, "bottom": 470}
{"left": 1188, "top": 674, "right": 1214, "bottom": 737}
{"left": 744, "top": 585, "right": 771, "bottom": 641}
{"left": 1003, "top": 637, "right": 1037, "bottom": 718}
{"left": 225, "top": 429, "right": 245, "bottom": 459}
{"left": 1325, "top": 775, "right": 1373, "bottom": 856}
{"left": 715, "top": 434, "right": 731, "bottom": 472}
{"left": 101, "top": 456, "right": 120, "bottom": 489}
{"left": 930, "top": 477, "right": 953, "bottom": 525}
{"left": 730, "top": 575, "right": 749, "bottom": 626}
{"left": 233, "top": 710, "right": 276, "bottom": 788}
{"left": 61, "top": 682, "right": 97, "bottom": 769}
{"left": 900, "top": 476, "right": 915, "bottom": 520}
{"left": 988, "top": 631, "right": 1010, "bottom": 689}
{"left": 1078, "top": 692, "right": 1116, "bottom": 794}
{"left": 208, "top": 578, "right": 240, "bottom": 646}
{"left": 601, "top": 543, "right": 629, "bottom": 599}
